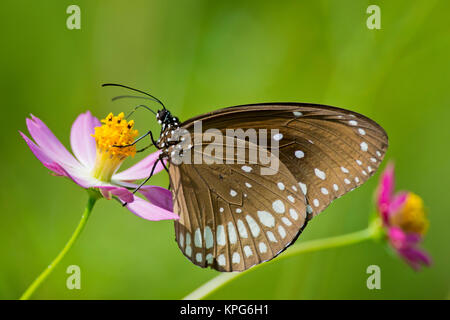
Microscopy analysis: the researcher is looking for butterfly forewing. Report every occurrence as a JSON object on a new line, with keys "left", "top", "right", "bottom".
{"left": 168, "top": 103, "right": 388, "bottom": 271}
{"left": 179, "top": 104, "right": 388, "bottom": 216}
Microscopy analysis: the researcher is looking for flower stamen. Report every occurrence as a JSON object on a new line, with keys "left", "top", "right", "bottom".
{"left": 390, "top": 193, "right": 429, "bottom": 235}
{"left": 91, "top": 112, "right": 138, "bottom": 181}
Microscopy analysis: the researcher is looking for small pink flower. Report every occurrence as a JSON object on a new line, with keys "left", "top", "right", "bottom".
{"left": 20, "top": 111, "right": 178, "bottom": 221}
{"left": 376, "top": 163, "right": 431, "bottom": 270}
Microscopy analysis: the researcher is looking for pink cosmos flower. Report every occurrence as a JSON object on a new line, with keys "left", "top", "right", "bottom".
{"left": 376, "top": 163, "right": 431, "bottom": 270}
{"left": 20, "top": 111, "right": 178, "bottom": 221}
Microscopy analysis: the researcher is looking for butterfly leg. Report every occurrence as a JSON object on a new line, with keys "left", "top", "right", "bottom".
{"left": 113, "top": 130, "right": 151, "bottom": 149}
{"left": 159, "top": 157, "right": 171, "bottom": 189}
{"left": 114, "top": 130, "right": 161, "bottom": 151}
{"left": 136, "top": 132, "right": 158, "bottom": 153}
{"left": 149, "top": 131, "right": 161, "bottom": 149}
{"left": 122, "top": 154, "right": 166, "bottom": 206}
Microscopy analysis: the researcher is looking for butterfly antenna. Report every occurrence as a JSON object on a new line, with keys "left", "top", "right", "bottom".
{"left": 102, "top": 83, "right": 167, "bottom": 110}
{"left": 111, "top": 94, "right": 161, "bottom": 103}
{"left": 125, "top": 104, "right": 157, "bottom": 120}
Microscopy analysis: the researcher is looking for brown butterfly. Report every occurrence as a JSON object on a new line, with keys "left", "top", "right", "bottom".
{"left": 103, "top": 84, "right": 388, "bottom": 272}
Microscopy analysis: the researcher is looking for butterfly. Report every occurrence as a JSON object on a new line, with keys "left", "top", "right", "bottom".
{"left": 103, "top": 84, "right": 388, "bottom": 272}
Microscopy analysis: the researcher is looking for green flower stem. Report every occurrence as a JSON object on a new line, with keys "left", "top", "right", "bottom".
{"left": 183, "top": 220, "right": 381, "bottom": 300}
{"left": 19, "top": 194, "right": 98, "bottom": 300}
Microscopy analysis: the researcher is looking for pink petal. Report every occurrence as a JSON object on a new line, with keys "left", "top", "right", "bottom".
{"left": 398, "top": 247, "right": 432, "bottom": 271}
{"left": 20, "top": 131, "right": 93, "bottom": 188}
{"left": 26, "top": 115, "right": 79, "bottom": 168}
{"left": 96, "top": 186, "right": 134, "bottom": 203}
{"left": 377, "top": 163, "right": 395, "bottom": 221}
{"left": 124, "top": 195, "right": 179, "bottom": 221}
{"left": 20, "top": 131, "right": 65, "bottom": 175}
{"left": 388, "top": 226, "right": 431, "bottom": 270}
{"left": 388, "top": 226, "right": 407, "bottom": 250}
{"left": 389, "top": 227, "right": 423, "bottom": 249}
{"left": 113, "top": 150, "right": 165, "bottom": 182}
{"left": 388, "top": 192, "right": 408, "bottom": 217}
{"left": 138, "top": 185, "right": 173, "bottom": 211}
{"left": 70, "top": 111, "right": 101, "bottom": 169}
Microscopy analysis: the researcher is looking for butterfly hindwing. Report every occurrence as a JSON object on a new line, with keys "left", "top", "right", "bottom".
{"left": 171, "top": 138, "right": 308, "bottom": 271}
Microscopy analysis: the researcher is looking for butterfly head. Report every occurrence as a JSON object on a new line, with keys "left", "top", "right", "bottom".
{"left": 156, "top": 109, "right": 179, "bottom": 130}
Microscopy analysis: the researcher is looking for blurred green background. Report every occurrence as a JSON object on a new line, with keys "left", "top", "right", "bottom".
{"left": 1, "top": 0, "right": 449, "bottom": 299}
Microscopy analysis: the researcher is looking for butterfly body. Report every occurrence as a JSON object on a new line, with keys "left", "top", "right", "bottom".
{"left": 150, "top": 103, "right": 388, "bottom": 272}
{"left": 154, "top": 109, "right": 182, "bottom": 158}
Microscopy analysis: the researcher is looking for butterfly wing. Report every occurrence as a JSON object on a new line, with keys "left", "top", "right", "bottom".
{"left": 170, "top": 138, "right": 308, "bottom": 271}
{"left": 179, "top": 103, "right": 388, "bottom": 216}
{"left": 170, "top": 103, "right": 388, "bottom": 271}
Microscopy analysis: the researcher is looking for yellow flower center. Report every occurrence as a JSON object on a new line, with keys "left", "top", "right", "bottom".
{"left": 91, "top": 112, "right": 138, "bottom": 182}
{"left": 390, "top": 193, "right": 429, "bottom": 235}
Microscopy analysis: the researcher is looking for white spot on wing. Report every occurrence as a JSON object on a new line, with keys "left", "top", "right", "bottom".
{"left": 259, "top": 242, "right": 267, "bottom": 253}
{"left": 194, "top": 228, "right": 202, "bottom": 248}
{"left": 244, "top": 246, "right": 253, "bottom": 257}
{"left": 232, "top": 252, "right": 240, "bottom": 264}
{"left": 216, "top": 225, "right": 226, "bottom": 246}
{"left": 282, "top": 217, "right": 292, "bottom": 226}
{"left": 204, "top": 226, "right": 213, "bottom": 249}
{"left": 206, "top": 253, "right": 213, "bottom": 265}
{"left": 295, "top": 150, "right": 304, "bottom": 158}
{"left": 273, "top": 133, "right": 283, "bottom": 141}
{"left": 267, "top": 231, "right": 277, "bottom": 242}
{"left": 186, "top": 232, "right": 191, "bottom": 246}
{"left": 237, "top": 219, "right": 248, "bottom": 238}
{"left": 315, "top": 168, "right": 326, "bottom": 180}
{"left": 218, "top": 254, "right": 226, "bottom": 266}
{"left": 257, "top": 211, "right": 275, "bottom": 227}
{"left": 299, "top": 182, "right": 307, "bottom": 195}
{"left": 246, "top": 215, "right": 260, "bottom": 237}
{"left": 227, "top": 222, "right": 237, "bottom": 244}
{"left": 272, "top": 200, "right": 285, "bottom": 213}
{"left": 289, "top": 208, "right": 299, "bottom": 220}
{"left": 179, "top": 233, "right": 184, "bottom": 248}
{"left": 278, "top": 225, "right": 287, "bottom": 239}
{"left": 313, "top": 199, "right": 320, "bottom": 207}
{"left": 360, "top": 142, "right": 368, "bottom": 152}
